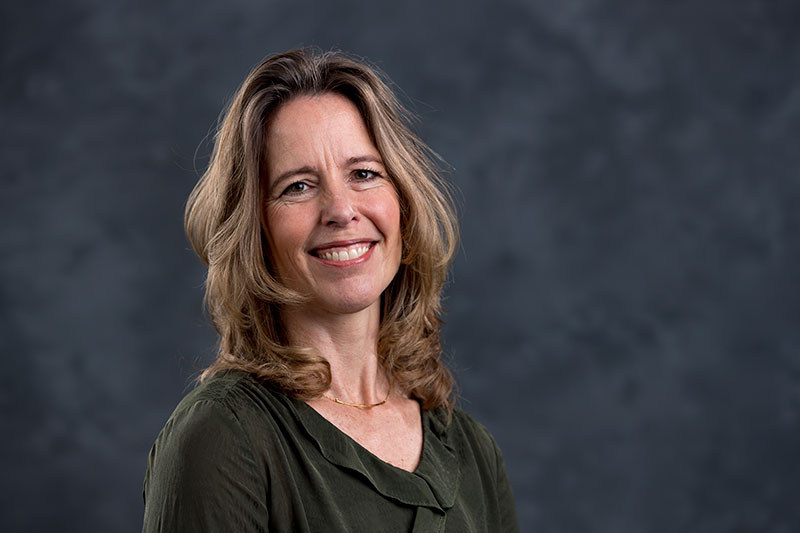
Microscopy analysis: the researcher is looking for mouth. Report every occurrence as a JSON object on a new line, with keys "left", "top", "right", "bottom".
{"left": 310, "top": 241, "right": 376, "bottom": 263}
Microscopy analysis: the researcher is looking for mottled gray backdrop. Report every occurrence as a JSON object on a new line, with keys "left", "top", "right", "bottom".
{"left": 2, "top": 1, "right": 799, "bottom": 531}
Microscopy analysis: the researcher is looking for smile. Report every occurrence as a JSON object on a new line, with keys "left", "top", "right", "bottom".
{"left": 312, "top": 242, "right": 374, "bottom": 262}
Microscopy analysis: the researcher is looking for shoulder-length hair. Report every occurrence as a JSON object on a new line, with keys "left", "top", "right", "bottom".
{"left": 186, "top": 48, "right": 459, "bottom": 412}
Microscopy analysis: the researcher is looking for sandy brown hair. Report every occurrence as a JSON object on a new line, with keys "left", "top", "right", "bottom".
{"left": 185, "top": 48, "right": 458, "bottom": 412}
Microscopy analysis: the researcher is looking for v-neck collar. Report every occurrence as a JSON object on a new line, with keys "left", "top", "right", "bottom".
{"left": 290, "top": 398, "right": 461, "bottom": 511}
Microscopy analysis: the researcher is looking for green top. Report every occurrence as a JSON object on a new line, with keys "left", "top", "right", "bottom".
{"left": 142, "top": 370, "right": 519, "bottom": 532}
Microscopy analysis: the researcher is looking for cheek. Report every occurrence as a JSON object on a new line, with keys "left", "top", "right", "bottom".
{"left": 379, "top": 194, "right": 402, "bottom": 259}
{"left": 265, "top": 207, "right": 309, "bottom": 275}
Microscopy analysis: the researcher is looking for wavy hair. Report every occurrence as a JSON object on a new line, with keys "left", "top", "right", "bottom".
{"left": 186, "top": 48, "right": 459, "bottom": 412}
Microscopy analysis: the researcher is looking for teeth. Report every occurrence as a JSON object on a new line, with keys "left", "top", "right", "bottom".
{"left": 318, "top": 245, "right": 370, "bottom": 262}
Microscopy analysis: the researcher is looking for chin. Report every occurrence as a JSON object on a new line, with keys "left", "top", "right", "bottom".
{"left": 313, "top": 284, "right": 385, "bottom": 315}
{"left": 319, "top": 295, "right": 379, "bottom": 315}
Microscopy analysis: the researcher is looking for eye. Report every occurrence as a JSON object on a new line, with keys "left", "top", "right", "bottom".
{"left": 352, "top": 169, "right": 380, "bottom": 181}
{"left": 281, "top": 181, "right": 310, "bottom": 196}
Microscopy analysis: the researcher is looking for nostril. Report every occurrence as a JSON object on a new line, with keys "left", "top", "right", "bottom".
{"left": 321, "top": 195, "right": 358, "bottom": 226}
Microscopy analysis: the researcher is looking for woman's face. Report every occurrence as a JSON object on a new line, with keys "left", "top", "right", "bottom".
{"left": 263, "top": 93, "right": 402, "bottom": 316}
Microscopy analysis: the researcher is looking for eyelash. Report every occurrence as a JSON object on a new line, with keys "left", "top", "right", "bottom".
{"left": 280, "top": 182, "right": 310, "bottom": 196}
{"left": 278, "top": 169, "right": 382, "bottom": 197}
{"left": 351, "top": 168, "right": 381, "bottom": 182}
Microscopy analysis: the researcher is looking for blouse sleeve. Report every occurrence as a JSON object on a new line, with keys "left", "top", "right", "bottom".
{"left": 142, "top": 399, "right": 269, "bottom": 532}
{"left": 492, "top": 438, "right": 520, "bottom": 533}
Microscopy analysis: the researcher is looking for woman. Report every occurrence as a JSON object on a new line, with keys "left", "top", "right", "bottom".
{"left": 143, "top": 48, "right": 518, "bottom": 532}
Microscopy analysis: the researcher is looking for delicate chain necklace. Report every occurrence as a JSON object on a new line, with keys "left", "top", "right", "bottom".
{"left": 323, "top": 385, "right": 391, "bottom": 408}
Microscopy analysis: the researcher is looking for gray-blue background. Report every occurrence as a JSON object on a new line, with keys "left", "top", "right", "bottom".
{"left": 2, "top": 1, "right": 799, "bottom": 531}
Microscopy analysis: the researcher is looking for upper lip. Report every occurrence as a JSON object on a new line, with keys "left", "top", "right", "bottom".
{"left": 309, "top": 238, "right": 376, "bottom": 253}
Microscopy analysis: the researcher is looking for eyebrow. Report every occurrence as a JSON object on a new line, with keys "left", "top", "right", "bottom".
{"left": 272, "top": 166, "right": 316, "bottom": 188}
{"left": 271, "top": 155, "right": 385, "bottom": 189}
{"left": 345, "top": 155, "right": 384, "bottom": 166}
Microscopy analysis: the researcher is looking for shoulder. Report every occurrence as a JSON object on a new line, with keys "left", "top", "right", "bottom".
{"left": 449, "top": 407, "right": 503, "bottom": 454}
{"left": 148, "top": 372, "right": 252, "bottom": 463}
{"left": 143, "top": 370, "right": 277, "bottom": 530}
{"left": 173, "top": 369, "right": 268, "bottom": 414}
{"left": 166, "top": 369, "right": 292, "bottom": 431}
{"left": 429, "top": 405, "right": 505, "bottom": 478}
{"left": 145, "top": 370, "right": 284, "bottom": 488}
{"left": 440, "top": 407, "right": 520, "bottom": 531}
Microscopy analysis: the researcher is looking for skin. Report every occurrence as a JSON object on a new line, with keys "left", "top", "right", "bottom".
{"left": 263, "top": 93, "right": 423, "bottom": 472}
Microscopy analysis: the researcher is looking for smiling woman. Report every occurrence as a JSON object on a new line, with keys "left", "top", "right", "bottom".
{"left": 263, "top": 94, "right": 403, "bottom": 318}
{"left": 142, "top": 48, "right": 519, "bottom": 532}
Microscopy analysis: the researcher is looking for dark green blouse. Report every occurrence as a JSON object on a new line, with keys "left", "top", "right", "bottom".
{"left": 142, "top": 370, "right": 518, "bottom": 532}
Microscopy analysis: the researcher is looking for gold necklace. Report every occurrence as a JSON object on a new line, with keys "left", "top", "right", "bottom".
{"left": 323, "top": 386, "right": 391, "bottom": 408}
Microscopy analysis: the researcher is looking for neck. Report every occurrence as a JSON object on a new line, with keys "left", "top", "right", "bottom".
{"left": 281, "top": 301, "right": 389, "bottom": 403}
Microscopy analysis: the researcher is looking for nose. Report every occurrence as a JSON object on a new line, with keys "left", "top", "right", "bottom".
{"left": 320, "top": 186, "right": 358, "bottom": 227}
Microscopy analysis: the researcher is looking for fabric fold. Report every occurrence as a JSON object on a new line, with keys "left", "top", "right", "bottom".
{"left": 291, "top": 399, "right": 460, "bottom": 512}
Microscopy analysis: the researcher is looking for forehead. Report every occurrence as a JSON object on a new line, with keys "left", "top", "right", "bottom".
{"left": 265, "top": 93, "right": 378, "bottom": 167}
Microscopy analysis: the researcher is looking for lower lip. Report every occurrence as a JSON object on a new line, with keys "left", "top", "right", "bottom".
{"left": 311, "top": 243, "right": 376, "bottom": 267}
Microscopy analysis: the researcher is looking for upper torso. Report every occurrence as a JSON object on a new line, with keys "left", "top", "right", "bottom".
{"left": 142, "top": 370, "right": 519, "bottom": 533}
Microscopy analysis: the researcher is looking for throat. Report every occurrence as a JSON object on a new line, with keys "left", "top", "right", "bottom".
{"left": 307, "top": 395, "right": 424, "bottom": 472}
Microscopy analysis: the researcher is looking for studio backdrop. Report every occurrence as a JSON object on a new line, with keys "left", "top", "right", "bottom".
{"left": 2, "top": 1, "right": 799, "bottom": 531}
